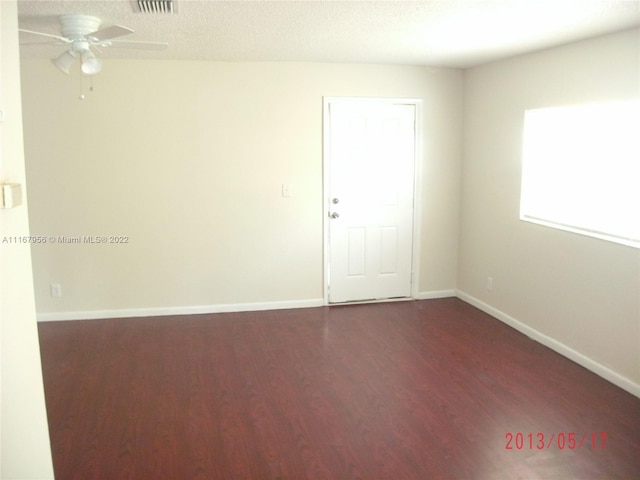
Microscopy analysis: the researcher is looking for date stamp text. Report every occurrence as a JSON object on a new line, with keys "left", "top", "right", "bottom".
{"left": 505, "top": 432, "right": 607, "bottom": 450}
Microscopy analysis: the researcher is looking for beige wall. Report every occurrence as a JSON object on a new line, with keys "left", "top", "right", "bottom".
{"left": 1, "top": 1, "right": 55, "bottom": 478}
{"left": 20, "top": 61, "right": 463, "bottom": 315}
{"left": 459, "top": 29, "right": 640, "bottom": 388}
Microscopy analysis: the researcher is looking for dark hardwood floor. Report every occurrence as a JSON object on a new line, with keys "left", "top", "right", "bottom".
{"left": 37, "top": 298, "right": 640, "bottom": 479}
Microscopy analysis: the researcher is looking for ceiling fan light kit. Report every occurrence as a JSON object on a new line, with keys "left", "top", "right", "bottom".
{"left": 80, "top": 51, "right": 102, "bottom": 75}
{"left": 52, "top": 50, "right": 77, "bottom": 75}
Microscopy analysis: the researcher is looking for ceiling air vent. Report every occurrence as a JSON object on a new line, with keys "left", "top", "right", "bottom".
{"left": 137, "top": 0, "right": 175, "bottom": 13}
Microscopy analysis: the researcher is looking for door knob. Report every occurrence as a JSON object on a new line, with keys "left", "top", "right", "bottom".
{"left": 330, "top": 212, "right": 340, "bottom": 219}
{"left": 332, "top": 198, "right": 339, "bottom": 204}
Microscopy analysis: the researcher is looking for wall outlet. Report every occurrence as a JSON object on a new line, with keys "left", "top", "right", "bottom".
{"left": 486, "top": 277, "right": 493, "bottom": 292}
{"left": 50, "top": 283, "right": 62, "bottom": 298}
{"left": 281, "top": 184, "right": 292, "bottom": 198}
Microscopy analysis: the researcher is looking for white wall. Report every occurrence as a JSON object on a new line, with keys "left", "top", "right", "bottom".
{"left": 20, "top": 61, "right": 463, "bottom": 317}
{"left": 0, "top": 1, "right": 55, "bottom": 478}
{"left": 459, "top": 29, "right": 640, "bottom": 393}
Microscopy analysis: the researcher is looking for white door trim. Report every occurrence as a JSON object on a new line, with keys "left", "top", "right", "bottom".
{"left": 322, "top": 96, "right": 423, "bottom": 305}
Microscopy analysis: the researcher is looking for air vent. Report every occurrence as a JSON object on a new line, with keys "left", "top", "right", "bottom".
{"left": 137, "top": 0, "right": 174, "bottom": 13}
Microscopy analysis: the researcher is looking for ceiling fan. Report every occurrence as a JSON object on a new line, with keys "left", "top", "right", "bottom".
{"left": 19, "top": 14, "right": 168, "bottom": 75}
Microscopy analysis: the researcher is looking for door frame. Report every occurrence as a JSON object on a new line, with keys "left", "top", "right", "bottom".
{"left": 322, "top": 96, "right": 423, "bottom": 305}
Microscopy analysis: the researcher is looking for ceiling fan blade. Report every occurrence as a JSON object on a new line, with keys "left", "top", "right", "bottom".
{"left": 20, "top": 42, "right": 68, "bottom": 48}
{"left": 19, "top": 28, "right": 71, "bottom": 43}
{"left": 108, "top": 40, "right": 168, "bottom": 51}
{"left": 88, "top": 25, "right": 134, "bottom": 42}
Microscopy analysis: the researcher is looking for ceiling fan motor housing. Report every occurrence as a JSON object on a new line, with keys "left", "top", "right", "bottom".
{"left": 59, "top": 14, "right": 102, "bottom": 41}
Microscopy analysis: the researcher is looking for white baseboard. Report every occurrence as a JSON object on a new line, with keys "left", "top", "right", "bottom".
{"left": 37, "top": 292, "right": 456, "bottom": 321}
{"left": 36, "top": 298, "right": 325, "bottom": 322}
{"left": 456, "top": 290, "right": 640, "bottom": 399}
{"left": 416, "top": 289, "right": 457, "bottom": 300}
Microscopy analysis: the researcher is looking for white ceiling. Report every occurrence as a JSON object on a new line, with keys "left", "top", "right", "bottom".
{"left": 17, "top": 0, "right": 640, "bottom": 68}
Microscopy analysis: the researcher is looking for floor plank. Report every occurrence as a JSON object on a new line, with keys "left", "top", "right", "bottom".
{"left": 37, "top": 298, "right": 640, "bottom": 479}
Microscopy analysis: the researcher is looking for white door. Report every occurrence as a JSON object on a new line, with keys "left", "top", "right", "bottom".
{"left": 325, "top": 99, "right": 418, "bottom": 304}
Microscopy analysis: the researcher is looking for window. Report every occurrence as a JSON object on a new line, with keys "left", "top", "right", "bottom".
{"left": 520, "top": 100, "right": 640, "bottom": 248}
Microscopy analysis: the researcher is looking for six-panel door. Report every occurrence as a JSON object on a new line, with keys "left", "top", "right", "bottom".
{"left": 326, "top": 100, "right": 416, "bottom": 303}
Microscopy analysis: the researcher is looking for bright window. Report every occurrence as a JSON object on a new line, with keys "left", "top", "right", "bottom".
{"left": 520, "top": 101, "right": 640, "bottom": 248}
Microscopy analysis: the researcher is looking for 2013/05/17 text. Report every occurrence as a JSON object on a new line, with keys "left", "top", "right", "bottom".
{"left": 505, "top": 432, "right": 607, "bottom": 450}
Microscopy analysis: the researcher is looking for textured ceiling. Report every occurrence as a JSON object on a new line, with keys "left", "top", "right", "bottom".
{"left": 17, "top": 0, "right": 640, "bottom": 68}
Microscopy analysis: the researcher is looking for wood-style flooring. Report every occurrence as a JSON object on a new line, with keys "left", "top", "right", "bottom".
{"left": 37, "top": 298, "right": 640, "bottom": 479}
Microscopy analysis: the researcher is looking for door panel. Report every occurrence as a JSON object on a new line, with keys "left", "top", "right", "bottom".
{"left": 380, "top": 226, "right": 398, "bottom": 275}
{"left": 326, "top": 100, "right": 416, "bottom": 304}
{"left": 347, "top": 227, "right": 366, "bottom": 277}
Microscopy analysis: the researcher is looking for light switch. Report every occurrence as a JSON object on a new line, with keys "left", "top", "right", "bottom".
{"left": 1, "top": 183, "right": 23, "bottom": 209}
{"left": 50, "top": 283, "right": 62, "bottom": 298}
{"left": 281, "top": 184, "right": 293, "bottom": 198}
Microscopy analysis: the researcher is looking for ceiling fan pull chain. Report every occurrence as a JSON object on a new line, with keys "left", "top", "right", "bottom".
{"left": 79, "top": 70, "right": 85, "bottom": 100}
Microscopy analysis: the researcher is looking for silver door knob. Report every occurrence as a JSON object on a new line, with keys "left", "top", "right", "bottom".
{"left": 330, "top": 212, "right": 340, "bottom": 219}
{"left": 332, "top": 198, "right": 339, "bottom": 204}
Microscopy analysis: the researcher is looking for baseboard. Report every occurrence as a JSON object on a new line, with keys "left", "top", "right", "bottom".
{"left": 455, "top": 290, "right": 640, "bottom": 399}
{"left": 36, "top": 298, "right": 325, "bottom": 322}
{"left": 415, "top": 289, "right": 457, "bottom": 300}
{"left": 34, "top": 292, "right": 454, "bottom": 321}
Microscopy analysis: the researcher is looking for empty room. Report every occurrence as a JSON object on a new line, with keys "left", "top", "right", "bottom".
{"left": 1, "top": 0, "right": 639, "bottom": 479}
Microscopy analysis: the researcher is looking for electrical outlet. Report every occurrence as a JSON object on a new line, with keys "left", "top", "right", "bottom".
{"left": 486, "top": 277, "right": 493, "bottom": 292}
{"left": 281, "top": 184, "right": 292, "bottom": 198}
{"left": 50, "top": 283, "right": 62, "bottom": 298}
